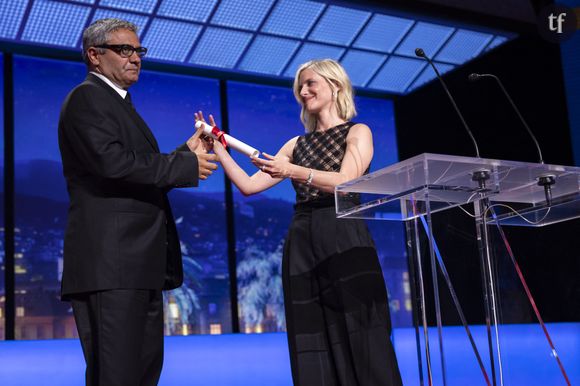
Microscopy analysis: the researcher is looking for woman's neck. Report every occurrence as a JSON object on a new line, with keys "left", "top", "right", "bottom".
{"left": 314, "top": 110, "right": 345, "bottom": 132}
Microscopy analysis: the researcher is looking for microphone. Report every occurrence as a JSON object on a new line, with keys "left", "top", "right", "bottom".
{"left": 415, "top": 48, "right": 481, "bottom": 159}
{"left": 468, "top": 73, "right": 544, "bottom": 163}
{"left": 469, "top": 73, "right": 555, "bottom": 204}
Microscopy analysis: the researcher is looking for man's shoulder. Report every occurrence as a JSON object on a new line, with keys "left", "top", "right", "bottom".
{"left": 65, "top": 75, "right": 113, "bottom": 104}
{"left": 75, "top": 75, "right": 109, "bottom": 94}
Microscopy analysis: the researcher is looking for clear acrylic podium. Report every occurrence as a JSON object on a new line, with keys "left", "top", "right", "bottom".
{"left": 335, "top": 153, "right": 580, "bottom": 386}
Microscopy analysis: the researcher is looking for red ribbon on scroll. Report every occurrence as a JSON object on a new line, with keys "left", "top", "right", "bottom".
{"left": 211, "top": 126, "right": 228, "bottom": 148}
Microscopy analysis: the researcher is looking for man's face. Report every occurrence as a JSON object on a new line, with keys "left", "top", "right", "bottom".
{"left": 91, "top": 29, "right": 142, "bottom": 89}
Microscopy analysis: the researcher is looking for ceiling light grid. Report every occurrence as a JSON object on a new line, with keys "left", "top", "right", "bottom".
{"left": 307, "top": 5, "right": 371, "bottom": 46}
{"left": 142, "top": 19, "right": 202, "bottom": 62}
{"left": 260, "top": 0, "right": 325, "bottom": 39}
{"left": 229, "top": 0, "right": 282, "bottom": 72}
{"left": 340, "top": 50, "right": 388, "bottom": 87}
{"left": 283, "top": 42, "right": 345, "bottom": 77}
{"left": 368, "top": 56, "right": 427, "bottom": 93}
{"left": 485, "top": 35, "right": 509, "bottom": 52}
{"left": 65, "top": 0, "right": 95, "bottom": 4}
{"left": 0, "top": 0, "right": 516, "bottom": 95}
{"left": 362, "top": 16, "right": 417, "bottom": 90}
{"left": 190, "top": 27, "right": 253, "bottom": 69}
{"left": 90, "top": 9, "right": 150, "bottom": 37}
{"left": 157, "top": 0, "right": 218, "bottom": 23}
{"left": 353, "top": 14, "right": 415, "bottom": 54}
{"left": 98, "top": 0, "right": 157, "bottom": 14}
{"left": 0, "top": 0, "right": 29, "bottom": 39}
{"left": 238, "top": 35, "right": 299, "bottom": 75}
{"left": 21, "top": 0, "right": 91, "bottom": 47}
{"left": 406, "top": 62, "right": 455, "bottom": 92}
{"left": 435, "top": 29, "right": 494, "bottom": 64}
{"left": 210, "top": 0, "right": 275, "bottom": 31}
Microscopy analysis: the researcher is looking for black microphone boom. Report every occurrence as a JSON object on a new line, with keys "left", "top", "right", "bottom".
{"left": 469, "top": 72, "right": 555, "bottom": 205}
{"left": 415, "top": 48, "right": 481, "bottom": 158}
{"left": 468, "top": 73, "right": 545, "bottom": 164}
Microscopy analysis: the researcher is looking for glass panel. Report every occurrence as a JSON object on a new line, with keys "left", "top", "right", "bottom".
{"left": 0, "top": 52, "right": 4, "bottom": 340}
{"left": 132, "top": 70, "right": 231, "bottom": 335}
{"left": 13, "top": 56, "right": 230, "bottom": 338}
{"left": 228, "top": 81, "right": 301, "bottom": 333}
{"left": 355, "top": 95, "right": 411, "bottom": 327}
{"left": 228, "top": 82, "right": 410, "bottom": 331}
{"left": 13, "top": 55, "right": 85, "bottom": 339}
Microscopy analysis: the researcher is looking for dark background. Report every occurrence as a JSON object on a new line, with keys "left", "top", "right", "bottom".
{"left": 394, "top": 9, "right": 580, "bottom": 325}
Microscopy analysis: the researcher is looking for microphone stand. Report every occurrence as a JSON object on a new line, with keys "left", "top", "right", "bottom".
{"left": 469, "top": 73, "right": 555, "bottom": 205}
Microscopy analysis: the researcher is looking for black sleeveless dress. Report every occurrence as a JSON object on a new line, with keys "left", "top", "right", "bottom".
{"left": 283, "top": 122, "right": 402, "bottom": 386}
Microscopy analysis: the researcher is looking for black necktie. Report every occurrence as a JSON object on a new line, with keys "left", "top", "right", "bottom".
{"left": 125, "top": 92, "right": 134, "bottom": 109}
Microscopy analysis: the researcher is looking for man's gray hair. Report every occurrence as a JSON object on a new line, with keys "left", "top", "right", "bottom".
{"left": 82, "top": 18, "right": 138, "bottom": 64}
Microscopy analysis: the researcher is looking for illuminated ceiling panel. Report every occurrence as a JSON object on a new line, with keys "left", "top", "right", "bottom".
{"left": 190, "top": 27, "right": 252, "bottom": 68}
{"left": 21, "top": 0, "right": 91, "bottom": 47}
{"left": 407, "top": 62, "right": 455, "bottom": 92}
{"left": 435, "top": 29, "right": 493, "bottom": 64}
{"left": 340, "top": 50, "right": 386, "bottom": 87}
{"left": 369, "top": 57, "right": 426, "bottom": 93}
{"left": 142, "top": 19, "right": 202, "bottom": 62}
{"left": 0, "top": 0, "right": 515, "bottom": 95}
{"left": 353, "top": 14, "right": 415, "bottom": 53}
{"left": 283, "top": 43, "right": 345, "bottom": 77}
{"left": 395, "top": 22, "right": 455, "bottom": 58}
{"left": 157, "top": 0, "right": 218, "bottom": 23}
{"left": 99, "top": 0, "right": 157, "bottom": 14}
{"left": 486, "top": 35, "right": 509, "bottom": 52}
{"left": 308, "top": 5, "right": 370, "bottom": 46}
{"left": 239, "top": 36, "right": 299, "bottom": 75}
{"left": 211, "top": 0, "right": 275, "bottom": 31}
{"left": 91, "top": 9, "right": 149, "bottom": 37}
{"left": 0, "top": 0, "right": 28, "bottom": 39}
{"left": 261, "top": 0, "right": 325, "bottom": 39}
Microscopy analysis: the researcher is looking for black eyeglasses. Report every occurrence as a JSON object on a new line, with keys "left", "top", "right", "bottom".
{"left": 95, "top": 44, "right": 148, "bottom": 58}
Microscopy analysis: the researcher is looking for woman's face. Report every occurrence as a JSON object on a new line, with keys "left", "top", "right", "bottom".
{"left": 298, "top": 68, "right": 335, "bottom": 115}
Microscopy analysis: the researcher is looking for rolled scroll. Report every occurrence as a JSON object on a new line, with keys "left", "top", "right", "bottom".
{"left": 194, "top": 121, "right": 260, "bottom": 158}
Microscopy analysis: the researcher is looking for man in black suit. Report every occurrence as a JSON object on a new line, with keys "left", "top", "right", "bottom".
{"left": 58, "top": 18, "right": 217, "bottom": 386}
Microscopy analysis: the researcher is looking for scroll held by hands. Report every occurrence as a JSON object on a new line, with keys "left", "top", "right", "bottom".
{"left": 194, "top": 121, "right": 260, "bottom": 158}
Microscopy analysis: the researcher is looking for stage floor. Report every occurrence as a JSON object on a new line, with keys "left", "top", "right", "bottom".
{"left": 0, "top": 323, "right": 578, "bottom": 385}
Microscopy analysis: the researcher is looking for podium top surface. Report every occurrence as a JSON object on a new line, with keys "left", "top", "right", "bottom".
{"left": 335, "top": 153, "right": 580, "bottom": 226}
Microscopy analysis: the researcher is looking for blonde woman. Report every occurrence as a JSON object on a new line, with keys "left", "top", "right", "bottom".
{"left": 196, "top": 59, "right": 402, "bottom": 385}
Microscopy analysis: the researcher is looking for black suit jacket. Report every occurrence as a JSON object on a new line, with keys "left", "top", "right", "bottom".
{"left": 58, "top": 73, "right": 198, "bottom": 299}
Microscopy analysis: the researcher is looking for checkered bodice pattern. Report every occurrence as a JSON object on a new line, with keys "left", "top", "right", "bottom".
{"left": 292, "top": 122, "right": 365, "bottom": 203}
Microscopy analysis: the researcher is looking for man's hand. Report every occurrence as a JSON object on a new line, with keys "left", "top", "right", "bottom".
{"left": 197, "top": 153, "right": 218, "bottom": 180}
{"left": 186, "top": 126, "right": 205, "bottom": 153}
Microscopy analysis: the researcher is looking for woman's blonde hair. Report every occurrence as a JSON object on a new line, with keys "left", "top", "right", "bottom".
{"left": 293, "top": 59, "right": 356, "bottom": 132}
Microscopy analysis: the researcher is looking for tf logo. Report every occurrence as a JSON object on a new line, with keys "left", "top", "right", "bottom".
{"left": 538, "top": 4, "right": 579, "bottom": 42}
{"left": 537, "top": 4, "right": 580, "bottom": 43}
{"left": 549, "top": 12, "right": 568, "bottom": 33}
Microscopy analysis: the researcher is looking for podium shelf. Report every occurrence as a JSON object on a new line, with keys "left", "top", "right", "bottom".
{"left": 336, "top": 153, "right": 580, "bottom": 226}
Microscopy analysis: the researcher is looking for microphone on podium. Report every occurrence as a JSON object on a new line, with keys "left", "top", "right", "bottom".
{"left": 468, "top": 73, "right": 545, "bottom": 164}
{"left": 469, "top": 73, "right": 555, "bottom": 204}
{"left": 415, "top": 48, "right": 481, "bottom": 159}
{"left": 415, "top": 48, "right": 490, "bottom": 188}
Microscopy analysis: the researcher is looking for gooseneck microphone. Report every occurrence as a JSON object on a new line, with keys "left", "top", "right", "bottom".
{"left": 415, "top": 48, "right": 481, "bottom": 158}
{"left": 469, "top": 73, "right": 555, "bottom": 205}
{"left": 468, "top": 73, "right": 544, "bottom": 164}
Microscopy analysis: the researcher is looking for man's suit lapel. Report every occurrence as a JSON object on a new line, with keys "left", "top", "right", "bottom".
{"left": 121, "top": 96, "right": 160, "bottom": 152}
{"left": 86, "top": 74, "right": 160, "bottom": 152}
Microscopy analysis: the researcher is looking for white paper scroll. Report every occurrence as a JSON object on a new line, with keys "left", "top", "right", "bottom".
{"left": 194, "top": 121, "right": 260, "bottom": 158}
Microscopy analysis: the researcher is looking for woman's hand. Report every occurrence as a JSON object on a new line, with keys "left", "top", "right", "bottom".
{"left": 252, "top": 152, "right": 294, "bottom": 179}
